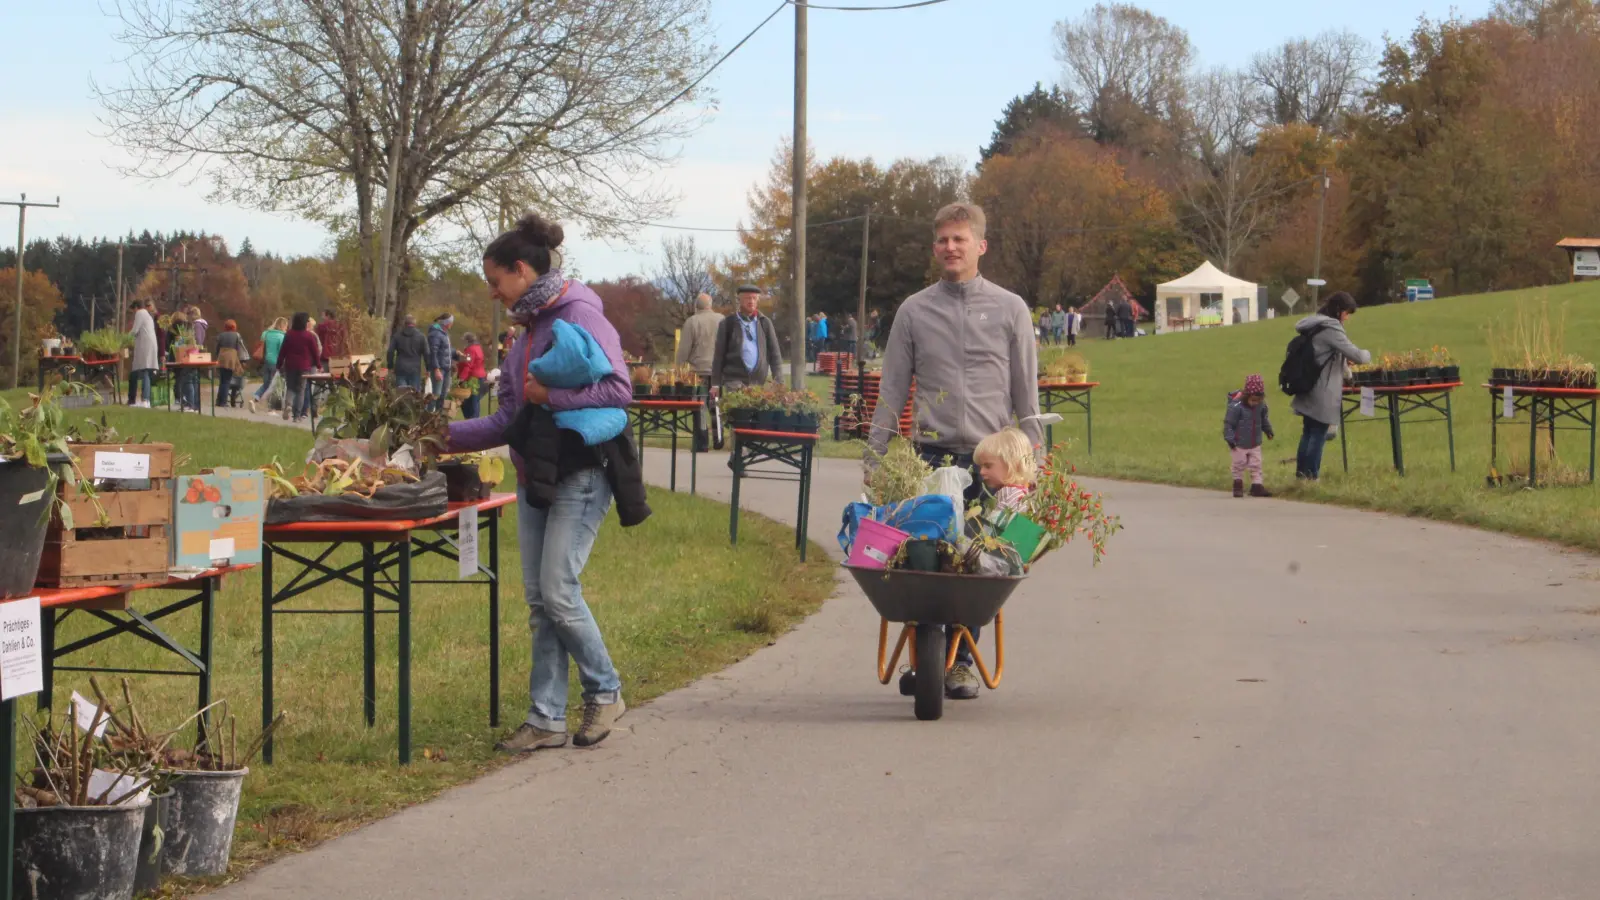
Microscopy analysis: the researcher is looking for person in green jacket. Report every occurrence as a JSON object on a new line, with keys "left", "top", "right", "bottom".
{"left": 249, "top": 316, "right": 288, "bottom": 413}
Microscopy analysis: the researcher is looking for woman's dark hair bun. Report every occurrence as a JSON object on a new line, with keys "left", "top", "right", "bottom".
{"left": 515, "top": 214, "right": 564, "bottom": 251}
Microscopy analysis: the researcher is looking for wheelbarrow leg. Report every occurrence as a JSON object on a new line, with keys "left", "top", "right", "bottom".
{"left": 913, "top": 624, "right": 944, "bottom": 721}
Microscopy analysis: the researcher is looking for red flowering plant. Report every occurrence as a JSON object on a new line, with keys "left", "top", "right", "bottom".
{"left": 1016, "top": 444, "right": 1120, "bottom": 566}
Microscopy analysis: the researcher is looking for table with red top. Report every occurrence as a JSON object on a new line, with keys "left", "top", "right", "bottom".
{"left": 0, "top": 565, "right": 251, "bottom": 899}
{"left": 1485, "top": 383, "right": 1600, "bottom": 486}
{"left": 259, "top": 494, "right": 515, "bottom": 764}
{"left": 629, "top": 398, "right": 705, "bottom": 494}
{"left": 728, "top": 428, "right": 818, "bottom": 561}
{"left": 166, "top": 359, "right": 218, "bottom": 415}
{"left": 37, "top": 353, "right": 121, "bottom": 399}
{"left": 1038, "top": 381, "right": 1099, "bottom": 454}
{"left": 1339, "top": 382, "right": 1462, "bottom": 475}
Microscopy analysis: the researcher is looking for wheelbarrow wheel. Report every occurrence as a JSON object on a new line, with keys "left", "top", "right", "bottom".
{"left": 913, "top": 624, "right": 944, "bottom": 721}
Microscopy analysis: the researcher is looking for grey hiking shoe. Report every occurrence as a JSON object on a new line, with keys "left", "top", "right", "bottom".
{"left": 945, "top": 664, "right": 981, "bottom": 700}
{"left": 495, "top": 723, "right": 568, "bottom": 753}
{"left": 573, "top": 697, "right": 626, "bottom": 748}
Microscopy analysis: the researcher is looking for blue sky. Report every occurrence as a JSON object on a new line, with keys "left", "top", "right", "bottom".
{"left": 0, "top": 0, "right": 1489, "bottom": 279}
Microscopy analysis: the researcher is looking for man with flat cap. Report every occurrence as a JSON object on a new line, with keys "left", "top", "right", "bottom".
{"left": 710, "top": 285, "right": 784, "bottom": 395}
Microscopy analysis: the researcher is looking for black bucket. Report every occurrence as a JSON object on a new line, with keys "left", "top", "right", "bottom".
{"left": 13, "top": 800, "right": 149, "bottom": 900}
{"left": 162, "top": 769, "right": 246, "bottom": 876}
{"left": 0, "top": 461, "right": 53, "bottom": 600}
{"left": 133, "top": 791, "right": 171, "bottom": 896}
{"left": 437, "top": 461, "right": 489, "bottom": 503}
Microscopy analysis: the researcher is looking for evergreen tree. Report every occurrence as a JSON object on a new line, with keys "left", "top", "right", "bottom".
{"left": 979, "top": 83, "right": 1084, "bottom": 167}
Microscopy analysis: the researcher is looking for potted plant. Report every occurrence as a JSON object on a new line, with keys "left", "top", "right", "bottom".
{"left": 156, "top": 707, "right": 282, "bottom": 877}
{"left": 449, "top": 376, "right": 478, "bottom": 402}
{"left": 630, "top": 366, "right": 654, "bottom": 399}
{"left": 0, "top": 385, "right": 105, "bottom": 599}
{"left": 13, "top": 701, "right": 155, "bottom": 900}
{"left": 78, "top": 326, "right": 134, "bottom": 364}
{"left": 673, "top": 365, "right": 701, "bottom": 399}
{"left": 435, "top": 452, "right": 506, "bottom": 502}
{"left": 317, "top": 365, "right": 450, "bottom": 465}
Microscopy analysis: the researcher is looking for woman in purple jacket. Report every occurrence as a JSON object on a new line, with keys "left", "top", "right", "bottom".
{"left": 448, "top": 214, "right": 632, "bottom": 752}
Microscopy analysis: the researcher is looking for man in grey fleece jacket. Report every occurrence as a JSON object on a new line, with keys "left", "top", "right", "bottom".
{"left": 865, "top": 201, "right": 1041, "bottom": 702}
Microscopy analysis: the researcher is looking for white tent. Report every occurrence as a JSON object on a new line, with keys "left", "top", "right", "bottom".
{"left": 1155, "top": 261, "right": 1260, "bottom": 334}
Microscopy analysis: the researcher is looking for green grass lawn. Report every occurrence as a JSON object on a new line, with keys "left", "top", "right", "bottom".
{"left": 1050, "top": 281, "right": 1600, "bottom": 551}
{"left": 12, "top": 405, "right": 835, "bottom": 892}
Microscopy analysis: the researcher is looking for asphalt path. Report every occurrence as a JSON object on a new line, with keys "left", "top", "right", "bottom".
{"left": 214, "top": 445, "right": 1600, "bottom": 899}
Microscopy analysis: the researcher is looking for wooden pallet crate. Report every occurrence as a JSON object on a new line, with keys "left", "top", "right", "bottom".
{"left": 36, "top": 443, "right": 175, "bottom": 587}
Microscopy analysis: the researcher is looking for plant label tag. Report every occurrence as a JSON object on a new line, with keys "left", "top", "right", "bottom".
{"left": 88, "top": 769, "right": 149, "bottom": 806}
{"left": 70, "top": 690, "right": 109, "bottom": 737}
{"left": 1502, "top": 386, "right": 1516, "bottom": 419}
{"left": 0, "top": 597, "right": 42, "bottom": 701}
{"left": 457, "top": 507, "right": 478, "bottom": 579}
{"left": 209, "top": 538, "right": 235, "bottom": 563}
{"left": 93, "top": 451, "right": 150, "bottom": 480}
{"left": 1359, "top": 388, "right": 1376, "bottom": 417}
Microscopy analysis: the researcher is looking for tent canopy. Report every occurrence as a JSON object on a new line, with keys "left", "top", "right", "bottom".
{"left": 1154, "top": 261, "right": 1260, "bottom": 333}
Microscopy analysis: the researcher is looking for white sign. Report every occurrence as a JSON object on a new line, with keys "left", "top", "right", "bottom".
{"left": 92, "top": 451, "right": 150, "bottom": 480}
{"left": 71, "top": 690, "right": 110, "bottom": 738}
{"left": 1360, "top": 388, "right": 1377, "bottom": 418}
{"left": 1306, "top": 278, "right": 1327, "bottom": 287}
{"left": 87, "top": 769, "right": 149, "bottom": 806}
{"left": 1503, "top": 386, "right": 1516, "bottom": 419}
{"left": 1575, "top": 249, "right": 1600, "bottom": 277}
{"left": 457, "top": 507, "right": 479, "bottom": 579}
{"left": 209, "top": 538, "right": 236, "bottom": 563}
{"left": 0, "top": 597, "right": 44, "bottom": 701}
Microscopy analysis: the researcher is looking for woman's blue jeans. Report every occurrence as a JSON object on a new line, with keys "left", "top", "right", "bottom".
{"left": 128, "top": 369, "right": 153, "bottom": 405}
{"left": 254, "top": 364, "right": 277, "bottom": 400}
{"left": 1297, "top": 416, "right": 1332, "bottom": 480}
{"left": 516, "top": 470, "right": 621, "bottom": 731}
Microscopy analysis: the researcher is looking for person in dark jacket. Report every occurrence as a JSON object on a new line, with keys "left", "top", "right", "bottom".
{"left": 709, "top": 286, "right": 783, "bottom": 394}
{"left": 427, "top": 314, "right": 456, "bottom": 409}
{"left": 277, "top": 312, "right": 321, "bottom": 422}
{"left": 1224, "top": 373, "right": 1275, "bottom": 498}
{"left": 446, "top": 213, "right": 639, "bottom": 753}
{"left": 387, "top": 315, "right": 428, "bottom": 391}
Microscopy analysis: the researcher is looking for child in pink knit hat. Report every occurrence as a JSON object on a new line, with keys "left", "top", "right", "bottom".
{"left": 1224, "top": 373, "right": 1275, "bottom": 497}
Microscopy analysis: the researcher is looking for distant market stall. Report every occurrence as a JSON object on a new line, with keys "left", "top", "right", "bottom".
{"left": 1155, "top": 262, "right": 1260, "bottom": 333}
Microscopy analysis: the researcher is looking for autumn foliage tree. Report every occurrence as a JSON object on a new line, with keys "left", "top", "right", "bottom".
{"left": 0, "top": 269, "right": 68, "bottom": 386}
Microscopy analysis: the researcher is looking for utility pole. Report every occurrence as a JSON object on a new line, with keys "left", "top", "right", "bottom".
{"left": 116, "top": 242, "right": 126, "bottom": 333}
{"left": 1309, "top": 168, "right": 1330, "bottom": 309}
{"left": 854, "top": 208, "right": 871, "bottom": 430}
{"left": 790, "top": 0, "right": 807, "bottom": 389}
{"left": 2, "top": 194, "right": 61, "bottom": 389}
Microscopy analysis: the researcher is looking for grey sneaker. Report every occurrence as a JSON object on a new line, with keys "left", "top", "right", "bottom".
{"left": 495, "top": 723, "right": 568, "bottom": 753}
{"left": 945, "top": 664, "right": 981, "bottom": 700}
{"left": 573, "top": 697, "right": 626, "bottom": 748}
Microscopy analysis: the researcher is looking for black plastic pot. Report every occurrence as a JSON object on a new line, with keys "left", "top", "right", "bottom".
{"left": 1441, "top": 365, "right": 1460, "bottom": 383}
{"left": 900, "top": 540, "right": 942, "bottom": 572}
{"left": 162, "top": 769, "right": 246, "bottom": 877}
{"left": 14, "top": 800, "right": 149, "bottom": 900}
{"left": 631, "top": 384, "right": 653, "bottom": 399}
{"left": 725, "top": 408, "right": 757, "bottom": 427}
{"left": 0, "top": 461, "right": 52, "bottom": 600}
{"left": 437, "top": 461, "right": 490, "bottom": 503}
{"left": 134, "top": 791, "right": 172, "bottom": 896}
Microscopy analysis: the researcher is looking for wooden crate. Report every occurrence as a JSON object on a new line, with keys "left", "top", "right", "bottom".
{"left": 330, "top": 355, "right": 377, "bottom": 378}
{"left": 36, "top": 443, "right": 174, "bottom": 587}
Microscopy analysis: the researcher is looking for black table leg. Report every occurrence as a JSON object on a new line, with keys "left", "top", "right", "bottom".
{"left": 2, "top": 696, "right": 13, "bottom": 900}
{"left": 1445, "top": 390, "right": 1456, "bottom": 472}
{"left": 38, "top": 609, "right": 56, "bottom": 711}
{"left": 363, "top": 542, "right": 376, "bottom": 727}
{"left": 729, "top": 441, "right": 742, "bottom": 546}
{"left": 262, "top": 543, "right": 275, "bottom": 764}
{"left": 487, "top": 509, "right": 500, "bottom": 728}
{"left": 197, "top": 576, "right": 215, "bottom": 743}
{"left": 1389, "top": 393, "right": 1405, "bottom": 475}
{"left": 397, "top": 536, "right": 413, "bottom": 765}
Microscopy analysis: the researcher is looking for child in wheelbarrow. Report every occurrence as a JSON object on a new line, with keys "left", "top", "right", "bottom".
{"left": 1224, "top": 374, "right": 1275, "bottom": 498}
{"left": 899, "top": 427, "right": 1037, "bottom": 699}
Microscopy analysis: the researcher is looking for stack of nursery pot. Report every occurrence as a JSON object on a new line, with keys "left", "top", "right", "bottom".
{"left": 13, "top": 697, "right": 153, "bottom": 900}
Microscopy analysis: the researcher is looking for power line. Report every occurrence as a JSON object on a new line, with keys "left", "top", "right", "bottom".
{"left": 789, "top": 0, "right": 955, "bottom": 9}
{"left": 584, "top": 212, "right": 866, "bottom": 235}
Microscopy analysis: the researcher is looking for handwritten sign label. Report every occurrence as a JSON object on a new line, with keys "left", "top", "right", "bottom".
{"left": 457, "top": 507, "right": 478, "bottom": 579}
{"left": 93, "top": 451, "right": 150, "bottom": 480}
{"left": 1359, "top": 388, "right": 1376, "bottom": 418}
{"left": 71, "top": 690, "right": 110, "bottom": 738}
{"left": 1503, "top": 386, "right": 1516, "bottom": 419}
{"left": 0, "top": 597, "right": 43, "bottom": 701}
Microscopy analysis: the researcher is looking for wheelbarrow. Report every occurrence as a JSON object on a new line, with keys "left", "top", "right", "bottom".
{"left": 844, "top": 565, "right": 1024, "bottom": 721}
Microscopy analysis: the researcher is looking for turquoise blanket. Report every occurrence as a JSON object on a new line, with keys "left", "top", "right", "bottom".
{"left": 529, "top": 319, "right": 628, "bottom": 446}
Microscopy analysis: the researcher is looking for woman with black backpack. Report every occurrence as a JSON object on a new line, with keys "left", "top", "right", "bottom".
{"left": 1285, "top": 292, "right": 1370, "bottom": 480}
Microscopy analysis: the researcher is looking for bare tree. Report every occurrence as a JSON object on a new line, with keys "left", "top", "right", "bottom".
{"left": 1249, "top": 30, "right": 1372, "bottom": 130}
{"left": 98, "top": 0, "right": 714, "bottom": 325}
{"left": 653, "top": 235, "right": 718, "bottom": 305}
{"left": 1053, "top": 3, "right": 1195, "bottom": 147}
{"left": 1182, "top": 69, "right": 1275, "bottom": 271}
